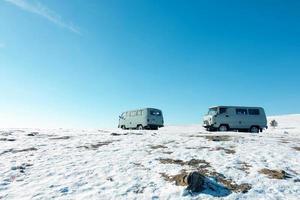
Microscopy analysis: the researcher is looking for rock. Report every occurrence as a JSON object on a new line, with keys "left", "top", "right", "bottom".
{"left": 186, "top": 172, "right": 205, "bottom": 193}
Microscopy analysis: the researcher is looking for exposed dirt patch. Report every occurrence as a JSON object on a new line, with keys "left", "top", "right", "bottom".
{"left": 111, "top": 133, "right": 121, "bottom": 136}
{"left": 280, "top": 140, "right": 290, "bottom": 144}
{"left": 160, "top": 171, "right": 189, "bottom": 186}
{"left": 162, "top": 151, "right": 173, "bottom": 154}
{"left": 292, "top": 147, "right": 300, "bottom": 151}
{"left": 205, "top": 135, "right": 232, "bottom": 142}
{"left": 237, "top": 162, "right": 252, "bottom": 174}
{"left": 0, "top": 138, "right": 16, "bottom": 142}
{"left": 0, "top": 147, "right": 37, "bottom": 155}
{"left": 11, "top": 163, "right": 33, "bottom": 173}
{"left": 259, "top": 169, "right": 292, "bottom": 179}
{"left": 186, "top": 146, "right": 209, "bottom": 150}
{"left": 210, "top": 147, "right": 236, "bottom": 154}
{"left": 49, "top": 136, "right": 71, "bottom": 140}
{"left": 150, "top": 145, "right": 168, "bottom": 149}
{"left": 27, "top": 132, "right": 39, "bottom": 136}
{"left": 106, "top": 177, "right": 113, "bottom": 182}
{"left": 77, "top": 140, "right": 120, "bottom": 150}
{"left": 157, "top": 158, "right": 211, "bottom": 168}
{"left": 0, "top": 131, "right": 14, "bottom": 136}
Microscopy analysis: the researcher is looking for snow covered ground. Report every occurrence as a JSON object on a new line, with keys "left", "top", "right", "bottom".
{"left": 1, "top": 115, "right": 300, "bottom": 200}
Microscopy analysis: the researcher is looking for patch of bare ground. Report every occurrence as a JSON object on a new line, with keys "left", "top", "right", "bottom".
{"left": 0, "top": 131, "right": 14, "bottom": 136}
{"left": 77, "top": 140, "right": 120, "bottom": 150}
{"left": 160, "top": 170, "right": 189, "bottom": 186}
{"left": 259, "top": 169, "right": 292, "bottom": 179}
{"left": 292, "top": 147, "right": 300, "bottom": 151}
{"left": 210, "top": 147, "right": 236, "bottom": 154}
{"left": 159, "top": 158, "right": 251, "bottom": 193}
{"left": 111, "top": 132, "right": 129, "bottom": 136}
{"left": 27, "top": 132, "right": 39, "bottom": 136}
{"left": 186, "top": 146, "right": 209, "bottom": 150}
{"left": 237, "top": 162, "right": 252, "bottom": 174}
{"left": 150, "top": 145, "right": 168, "bottom": 149}
{"left": 0, "top": 138, "right": 16, "bottom": 142}
{"left": 158, "top": 158, "right": 211, "bottom": 169}
{"left": 205, "top": 135, "right": 232, "bottom": 142}
{"left": 280, "top": 139, "right": 290, "bottom": 144}
{"left": 162, "top": 151, "right": 173, "bottom": 154}
{"left": 49, "top": 136, "right": 71, "bottom": 140}
{"left": 0, "top": 147, "right": 37, "bottom": 155}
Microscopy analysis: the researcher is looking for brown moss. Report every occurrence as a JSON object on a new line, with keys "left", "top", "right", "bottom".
{"left": 259, "top": 169, "right": 292, "bottom": 179}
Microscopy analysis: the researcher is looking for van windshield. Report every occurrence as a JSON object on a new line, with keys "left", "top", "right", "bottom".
{"left": 207, "top": 108, "right": 217, "bottom": 116}
{"left": 150, "top": 110, "right": 162, "bottom": 116}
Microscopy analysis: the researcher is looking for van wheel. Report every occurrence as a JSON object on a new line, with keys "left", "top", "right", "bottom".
{"left": 250, "top": 126, "right": 259, "bottom": 133}
{"left": 219, "top": 125, "right": 228, "bottom": 132}
{"left": 121, "top": 125, "right": 126, "bottom": 130}
{"left": 137, "top": 125, "right": 143, "bottom": 130}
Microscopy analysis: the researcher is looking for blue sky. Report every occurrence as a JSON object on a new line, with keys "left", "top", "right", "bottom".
{"left": 0, "top": 0, "right": 300, "bottom": 128}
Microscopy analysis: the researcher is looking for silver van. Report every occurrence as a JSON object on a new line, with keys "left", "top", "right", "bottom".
{"left": 203, "top": 106, "right": 267, "bottom": 133}
{"left": 118, "top": 108, "right": 164, "bottom": 130}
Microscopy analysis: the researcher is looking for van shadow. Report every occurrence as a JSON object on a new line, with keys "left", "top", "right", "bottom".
{"left": 183, "top": 177, "right": 231, "bottom": 197}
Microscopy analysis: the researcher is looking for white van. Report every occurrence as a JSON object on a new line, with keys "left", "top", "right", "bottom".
{"left": 118, "top": 108, "right": 164, "bottom": 130}
{"left": 203, "top": 106, "right": 267, "bottom": 133}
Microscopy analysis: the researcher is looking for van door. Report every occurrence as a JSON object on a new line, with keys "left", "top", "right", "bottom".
{"left": 235, "top": 108, "right": 248, "bottom": 129}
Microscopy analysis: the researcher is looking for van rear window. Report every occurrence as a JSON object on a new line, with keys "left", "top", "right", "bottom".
{"left": 248, "top": 109, "right": 260, "bottom": 115}
{"left": 150, "top": 110, "right": 162, "bottom": 116}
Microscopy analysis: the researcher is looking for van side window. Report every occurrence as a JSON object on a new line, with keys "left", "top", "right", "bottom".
{"left": 130, "top": 111, "right": 136, "bottom": 116}
{"left": 236, "top": 109, "right": 247, "bottom": 115}
{"left": 219, "top": 107, "right": 227, "bottom": 114}
{"left": 137, "top": 110, "right": 142, "bottom": 115}
{"left": 248, "top": 109, "right": 260, "bottom": 115}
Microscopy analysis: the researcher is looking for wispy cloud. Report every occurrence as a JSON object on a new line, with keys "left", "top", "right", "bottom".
{"left": 4, "top": 0, "right": 80, "bottom": 34}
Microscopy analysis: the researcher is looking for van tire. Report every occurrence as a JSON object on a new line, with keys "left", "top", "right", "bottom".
{"left": 250, "top": 126, "right": 259, "bottom": 133}
{"left": 137, "top": 125, "right": 143, "bottom": 130}
{"left": 121, "top": 125, "right": 126, "bottom": 130}
{"left": 218, "top": 125, "right": 228, "bottom": 132}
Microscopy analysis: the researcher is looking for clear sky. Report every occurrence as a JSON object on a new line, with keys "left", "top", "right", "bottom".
{"left": 0, "top": 0, "right": 300, "bottom": 128}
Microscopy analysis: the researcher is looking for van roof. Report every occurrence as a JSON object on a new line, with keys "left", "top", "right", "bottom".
{"left": 123, "top": 108, "right": 162, "bottom": 112}
{"left": 209, "top": 106, "right": 264, "bottom": 109}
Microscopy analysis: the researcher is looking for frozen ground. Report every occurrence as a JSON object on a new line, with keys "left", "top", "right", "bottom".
{"left": 0, "top": 115, "right": 300, "bottom": 200}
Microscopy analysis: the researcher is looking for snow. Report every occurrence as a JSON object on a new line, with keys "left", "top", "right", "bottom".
{"left": 1, "top": 115, "right": 300, "bottom": 200}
